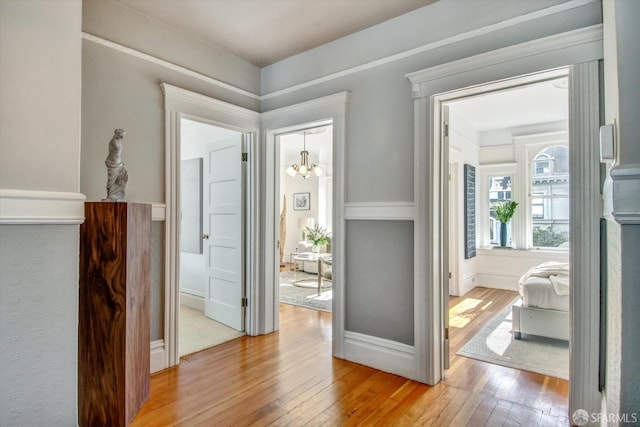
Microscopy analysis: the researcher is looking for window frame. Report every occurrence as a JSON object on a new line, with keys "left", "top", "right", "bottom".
{"left": 478, "top": 131, "right": 569, "bottom": 251}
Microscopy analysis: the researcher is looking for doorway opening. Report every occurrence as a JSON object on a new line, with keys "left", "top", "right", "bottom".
{"left": 178, "top": 117, "right": 248, "bottom": 358}
{"left": 276, "top": 122, "right": 334, "bottom": 314}
{"left": 443, "top": 73, "right": 572, "bottom": 382}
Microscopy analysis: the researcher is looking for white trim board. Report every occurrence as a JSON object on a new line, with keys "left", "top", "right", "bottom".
{"left": 152, "top": 203, "right": 166, "bottom": 221}
{"left": 82, "top": 1, "right": 597, "bottom": 102}
{"left": 0, "top": 189, "right": 86, "bottom": 224}
{"left": 343, "top": 332, "right": 417, "bottom": 381}
{"left": 150, "top": 340, "right": 166, "bottom": 374}
{"left": 407, "top": 24, "right": 602, "bottom": 95}
{"left": 344, "top": 202, "right": 414, "bottom": 220}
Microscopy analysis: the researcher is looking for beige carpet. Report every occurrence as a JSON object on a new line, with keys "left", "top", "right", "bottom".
{"left": 179, "top": 305, "right": 245, "bottom": 357}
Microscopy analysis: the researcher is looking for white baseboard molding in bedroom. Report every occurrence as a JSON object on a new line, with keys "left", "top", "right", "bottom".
{"left": 476, "top": 273, "right": 520, "bottom": 291}
{"left": 150, "top": 339, "right": 166, "bottom": 373}
{"left": 180, "top": 290, "right": 204, "bottom": 311}
{"left": 344, "top": 331, "right": 417, "bottom": 380}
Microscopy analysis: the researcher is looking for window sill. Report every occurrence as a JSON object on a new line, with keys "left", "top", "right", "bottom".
{"left": 477, "top": 246, "right": 569, "bottom": 257}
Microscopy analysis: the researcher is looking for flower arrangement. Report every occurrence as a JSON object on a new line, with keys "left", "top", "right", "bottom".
{"left": 304, "top": 224, "right": 331, "bottom": 246}
{"left": 494, "top": 200, "right": 519, "bottom": 223}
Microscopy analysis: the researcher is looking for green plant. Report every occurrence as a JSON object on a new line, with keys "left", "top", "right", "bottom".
{"left": 305, "top": 224, "right": 331, "bottom": 246}
{"left": 494, "top": 200, "right": 519, "bottom": 223}
{"left": 533, "top": 226, "right": 569, "bottom": 247}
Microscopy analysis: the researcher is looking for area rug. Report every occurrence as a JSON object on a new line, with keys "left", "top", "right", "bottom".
{"left": 456, "top": 299, "right": 569, "bottom": 379}
{"left": 179, "top": 305, "right": 245, "bottom": 357}
{"left": 279, "top": 270, "right": 332, "bottom": 312}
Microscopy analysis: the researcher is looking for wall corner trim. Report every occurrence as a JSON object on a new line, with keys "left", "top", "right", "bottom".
{"left": 0, "top": 189, "right": 86, "bottom": 224}
{"left": 610, "top": 164, "right": 640, "bottom": 224}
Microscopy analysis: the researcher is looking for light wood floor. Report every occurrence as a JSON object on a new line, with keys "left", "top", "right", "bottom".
{"left": 131, "top": 287, "right": 569, "bottom": 426}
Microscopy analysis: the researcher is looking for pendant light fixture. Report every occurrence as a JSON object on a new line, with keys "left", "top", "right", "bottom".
{"left": 286, "top": 130, "right": 323, "bottom": 179}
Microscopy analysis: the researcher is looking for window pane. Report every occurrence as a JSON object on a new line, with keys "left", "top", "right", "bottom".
{"left": 489, "top": 176, "right": 513, "bottom": 246}
{"left": 531, "top": 146, "right": 569, "bottom": 248}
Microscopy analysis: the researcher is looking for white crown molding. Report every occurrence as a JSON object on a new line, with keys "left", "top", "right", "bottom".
{"left": 83, "top": 0, "right": 597, "bottom": 103}
{"left": 344, "top": 202, "right": 415, "bottom": 221}
{"left": 407, "top": 24, "right": 603, "bottom": 97}
{"left": 262, "top": 0, "right": 598, "bottom": 100}
{"left": 82, "top": 32, "right": 260, "bottom": 101}
{"left": 610, "top": 164, "right": 640, "bottom": 224}
{"left": 0, "top": 189, "right": 86, "bottom": 224}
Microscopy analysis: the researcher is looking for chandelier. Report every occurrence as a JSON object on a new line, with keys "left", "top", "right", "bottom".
{"left": 286, "top": 131, "right": 323, "bottom": 179}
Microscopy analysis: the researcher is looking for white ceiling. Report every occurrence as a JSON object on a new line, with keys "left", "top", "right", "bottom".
{"left": 113, "top": 0, "right": 436, "bottom": 67}
{"left": 448, "top": 78, "right": 569, "bottom": 135}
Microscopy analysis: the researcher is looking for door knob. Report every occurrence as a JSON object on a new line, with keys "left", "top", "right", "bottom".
{"left": 202, "top": 234, "right": 209, "bottom": 240}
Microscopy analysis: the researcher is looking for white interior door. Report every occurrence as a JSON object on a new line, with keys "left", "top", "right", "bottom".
{"left": 203, "top": 135, "right": 245, "bottom": 331}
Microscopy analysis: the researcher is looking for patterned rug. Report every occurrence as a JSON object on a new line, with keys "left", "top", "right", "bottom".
{"left": 279, "top": 270, "right": 332, "bottom": 312}
{"left": 457, "top": 300, "right": 569, "bottom": 379}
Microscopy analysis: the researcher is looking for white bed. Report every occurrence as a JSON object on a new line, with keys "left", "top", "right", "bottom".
{"left": 512, "top": 262, "right": 570, "bottom": 341}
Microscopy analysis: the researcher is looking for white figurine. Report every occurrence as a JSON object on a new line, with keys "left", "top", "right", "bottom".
{"left": 104, "top": 128, "right": 128, "bottom": 201}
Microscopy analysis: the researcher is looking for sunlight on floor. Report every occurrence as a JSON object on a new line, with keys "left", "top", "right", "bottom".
{"left": 449, "top": 297, "right": 494, "bottom": 328}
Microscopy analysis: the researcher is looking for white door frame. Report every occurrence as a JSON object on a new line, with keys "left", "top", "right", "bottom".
{"left": 161, "top": 83, "right": 261, "bottom": 368}
{"left": 261, "top": 92, "right": 350, "bottom": 356}
{"left": 407, "top": 25, "right": 603, "bottom": 417}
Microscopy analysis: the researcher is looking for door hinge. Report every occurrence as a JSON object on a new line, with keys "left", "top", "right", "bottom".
{"left": 242, "top": 152, "right": 248, "bottom": 162}
{"left": 444, "top": 327, "right": 449, "bottom": 340}
{"left": 242, "top": 297, "right": 248, "bottom": 307}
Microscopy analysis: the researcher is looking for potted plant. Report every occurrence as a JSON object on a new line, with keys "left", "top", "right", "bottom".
{"left": 494, "top": 200, "right": 519, "bottom": 247}
{"left": 304, "top": 224, "right": 331, "bottom": 253}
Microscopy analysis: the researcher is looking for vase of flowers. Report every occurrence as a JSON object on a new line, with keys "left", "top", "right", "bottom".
{"left": 494, "top": 200, "right": 519, "bottom": 247}
{"left": 305, "top": 224, "right": 331, "bottom": 253}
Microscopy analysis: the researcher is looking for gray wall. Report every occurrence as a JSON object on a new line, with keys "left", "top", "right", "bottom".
{"left": 0, "top": 0, "right": 82, "bottom": 191}
{"left": 346, "top": 221, "right": 414, "bottom": 345}
{"left": 261, "top": 0, "right": 601, "bottom": 344}
{"left": 81, "top": 4, "right": 262, "bottom": 342}
{"left": 0, "top": 1, "right": 82, "bottom": 425}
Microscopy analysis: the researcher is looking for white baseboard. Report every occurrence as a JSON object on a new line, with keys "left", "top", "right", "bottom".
{"left": 460, "top": 274, "right": 477, "bottom": 295}
{"left": 180, "top": 291, "right": 204, "bottom": 311}
{"left": 150, "top": 339, "right": 166, "bottom": 373}
{"left": 476, "top": 273, "right": 520, "bottom": 291}
{"left": 344, "top": 331, "right": 418, "bottom": 380}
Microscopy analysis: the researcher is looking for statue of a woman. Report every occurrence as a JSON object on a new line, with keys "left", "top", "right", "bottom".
{"left": 103, "top": 129, "right": 128, "bottom": 201}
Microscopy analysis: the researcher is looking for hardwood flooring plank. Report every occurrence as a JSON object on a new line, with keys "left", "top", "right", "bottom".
{"left": 131, "top": 288, "right": 569, "bottom": 427}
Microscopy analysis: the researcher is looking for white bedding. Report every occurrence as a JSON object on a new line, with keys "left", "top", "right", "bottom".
{"left": 519, "top": 276, "right": 570, "bottom": 312}
{"left": 518, "top": 262, "right": 570, "bottom": 312}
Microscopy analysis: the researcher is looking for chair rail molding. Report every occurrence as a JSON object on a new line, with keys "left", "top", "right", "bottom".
{"left": 344, "top": 202, "right": 414, "bottom": 221}
{"left": 0, "top": 189, "right": 86, "bottom": 224}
